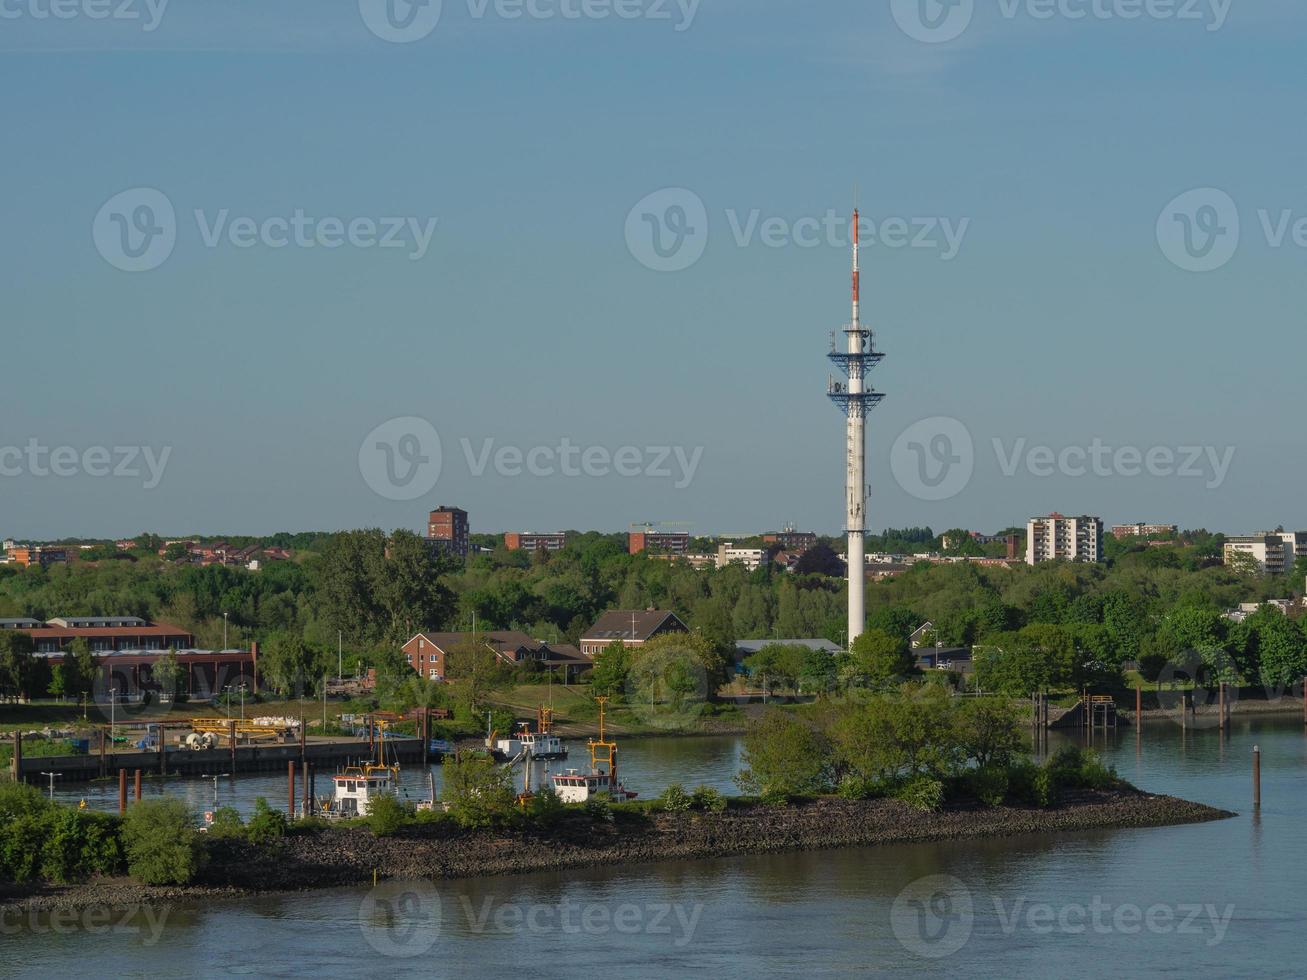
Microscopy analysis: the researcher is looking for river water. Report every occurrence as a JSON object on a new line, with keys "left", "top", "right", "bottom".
{"left": 6, "top": 718, "right": 1305, "bottom": 978}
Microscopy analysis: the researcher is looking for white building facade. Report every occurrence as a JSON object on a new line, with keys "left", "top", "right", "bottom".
{"left": 1026, "top": 514, "right": 1104, "bottom": 565}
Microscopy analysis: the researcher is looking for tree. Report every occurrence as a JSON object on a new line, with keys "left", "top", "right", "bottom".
{"left": 841, "top": 629, "right": 914, "bottom": 689}
{"left": 121, "top": 799, "right": 202, "bottom": 885}
{"left": 735, "top": 709, "right": 833, "bottom": 801}
{"left": 954, "top": 698, "right": 1024, "bottom": 769}
{"left": 794, "top": 544, "right": 843, "bottom": 577}
{"left": 1247, "top": 609, "right": 1307, "bottom": 691}
{"left": 152, "top": 648, "right": 183, "bottom": 699}
{"left": 589, "top": 640, "right": 632, "bottom": 698}
{"left": 69, "top": 638, "right": 98, "bottom": 701}
{"left": 444, "top": 640, "right": 511, "bottom": 717}
{"left": 258, "top": 631, "right": 321, "bottom": 696}
{"left": 828, "top": 686, "right": 960, "bottom": 783}
{"left": 442, "top": 752, "right": 516, "bottom": 828}
{"left": 0, "top": 630, "right": 36, "bottom": 700}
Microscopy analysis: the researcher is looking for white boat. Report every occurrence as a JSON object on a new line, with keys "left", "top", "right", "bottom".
{"left": 552, "top": 767, "right": 638, "bottom": 803}
{"left": 549, "top": 696, "right": 637, "bottom": 803}
{"left": 320, "top": 763, "right": 400, "bottom": 818}
{"left": 490, "top": 707, "right": 569, "bottom": 761}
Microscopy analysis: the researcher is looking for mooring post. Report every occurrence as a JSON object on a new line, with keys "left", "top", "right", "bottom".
{"left": 421, "top": 710, "right": 429, "bottom": 770}
{"left": 229, "top": 719, "right": 237, "bottom": 771}
{"left": 118, "top": 768, "right": 127, "bottom": 814}
{"left": 159, "top": 723, "right": 167, "bottom": 775}
{"left": 134, "top": 769, "right": 142, "bottom": 801}
{"left": 288, "top": 760, "right": 296, "bottom": 819}
{"left": 1219, "top": 683, "right": 1226, "bottom": 733}
{"left": 12, "top": 730, "right": 22, "bottom": 783}
{"left": 1253, "top": 745, "right": 1261, "bottom": 808}
{"left": 99, "top": 726, "right": 107, "bottom": 779}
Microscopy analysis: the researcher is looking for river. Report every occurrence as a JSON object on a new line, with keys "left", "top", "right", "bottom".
{"left": 5, "top": 718, "right": 1305, "bottom": 978}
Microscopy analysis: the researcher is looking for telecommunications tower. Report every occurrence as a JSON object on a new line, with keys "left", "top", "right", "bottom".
{"left": 827, "top": 210, "right": 885, "bottom": 648}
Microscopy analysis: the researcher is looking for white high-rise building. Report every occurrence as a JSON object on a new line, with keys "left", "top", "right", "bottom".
{"left": 1224, "top": 534, "right": 1296, "bottom": 574}
{"left": 1026, "top": 514, "right": 1104, "bottom": 565}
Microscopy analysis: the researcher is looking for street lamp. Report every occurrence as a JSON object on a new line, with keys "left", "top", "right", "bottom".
{"left": 222, "top": 612, "right": 229, "bottom": 651}
{"left": 39, "top": 771, "right": 62, "bottom": 799}
{"left": 201, "top": 773, "right": 227, "bottom": 807}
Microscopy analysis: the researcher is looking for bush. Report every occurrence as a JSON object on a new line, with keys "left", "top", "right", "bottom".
{"left": 367, "top": 793, "right": 413, "bottom": 837}
{"left": 1008, "top": 761, "right": 1056, "bottom": 807}
{"left": 245, "top": 798, "right": 288, "bottom": 845}
{"left": 657, "top": 784, "right": 693, "bottom": 812}
{"left": 525, "top": 788, "right": 565, "bottom": 827}
{"left": 968, "top": 767, "right": 1010, "bottom": 807}
{"left": 690, "top": 785, "right": 727, "bottom": 813}
{"left": 442, "top": 752, "right": 516, "bottom": 829}
{"left": 895, "top": 775, "right": 945, "bottom": 813}
{"left": 736, "top": 709, "right": 833, "bottom": 803}
{"left": 121, "top": 799, "right": 201, "bottom": 885}
{"left": 583, "top": 794, "right": 612, "bottom": 821}
{"left": 836, "top": 775, "right": 881, "bottom": 801}
{"left": 206, "top": 807, "right": 245, "bottom": 839}
{"left": 1047, "top": 746, "right": 1117, "bottom": 791}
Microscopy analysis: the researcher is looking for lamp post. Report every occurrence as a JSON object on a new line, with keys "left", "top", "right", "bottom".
{"left": 222, "top": 612, "right": 229, "bottom": 651}
{"left": 338, "top": 630, "right": 343, "bottom": 681}
{"left": 201, "top": 773, "right": 227, "bottom": 807}
{"left": 40, "top": 771, "right": 62, "bottom": 799}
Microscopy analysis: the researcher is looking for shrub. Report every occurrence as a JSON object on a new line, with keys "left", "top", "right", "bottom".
{"left": 583, "top": 794, "right": 612, "bottom": 821}
{"left": 968, "top": 767, "right": 1010, "bottom": 808}
{"left": 525, "top": 788, "right": 565, "bottom": 827}
{"left": 206, "top": 807, "right": 245, "bottom": 839}
{"left": 442, "top": 752, "right": 516, "bottom": 829}
{"left": 245, "top": 798, "right": 288, "bottom": 845}
{"left": 121, "top": 799, "right": 201, "bottom": 885}
{"left": 736, "top": 709, "right": 833, "bottom": 803}
{"left": 690, "top": 785, "right": 727, "bottom": 813}
{"left": 1007, "top": 761, "right": 1055, "bottom": 808}
{"left": 895, "top": 775, "right": 945, "bottom": 813}
{"left": 836, "top": 775, "right": 880, "bottom": 801}
{"left": 367, "top": 793, "right": 412, "bottom": 837}
{"left": 658, "top": 784, "right": 693, "bottom": 812}
{"left": 1047, "top": 746, "right": 1117, "bottom": 791}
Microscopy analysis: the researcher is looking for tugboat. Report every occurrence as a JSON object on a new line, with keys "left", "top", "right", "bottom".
{"left": 318, "top": 718, "right": 405, "bottom": 818}
{"left": 551, "top": 697, "right": 637, "bottom": 803}
{"left": 490, "top": 707, "right": 569, "bottom": 762}
{"left": 322, "top": 762, "right": 400, "bottom": 818}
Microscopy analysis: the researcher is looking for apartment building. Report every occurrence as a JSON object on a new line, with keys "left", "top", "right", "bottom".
{"left": 1026, "top": 514, "right": 1104, "bottom": 565}
{"left": 427, "top": 506, "right": 469, "bottom": 559}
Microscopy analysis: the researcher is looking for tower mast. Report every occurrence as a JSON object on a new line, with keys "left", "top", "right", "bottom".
{"left": 827, "top": 208, "right": 885, "bottom": 649}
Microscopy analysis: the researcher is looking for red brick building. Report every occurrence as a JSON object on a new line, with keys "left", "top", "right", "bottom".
{"left": 428, "top": 506, "right": 469, "bottom": 558}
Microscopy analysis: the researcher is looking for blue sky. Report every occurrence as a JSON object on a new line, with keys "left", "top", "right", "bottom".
{"left": 3, "top": 0, "right": 1306, "bottom": 540}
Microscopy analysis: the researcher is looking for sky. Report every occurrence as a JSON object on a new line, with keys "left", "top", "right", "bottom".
{"left": 3, "top": 0, "right": 1306, "bottom": 540}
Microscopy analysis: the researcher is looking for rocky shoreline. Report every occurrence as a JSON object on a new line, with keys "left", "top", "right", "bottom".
{"left": 0, "top": 789, "right": 1233, "bottom": 915}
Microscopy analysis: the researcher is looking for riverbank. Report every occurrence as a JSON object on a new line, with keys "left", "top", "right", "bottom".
{"left": 0, "top": 788, "right": 1233, "bottom": 915}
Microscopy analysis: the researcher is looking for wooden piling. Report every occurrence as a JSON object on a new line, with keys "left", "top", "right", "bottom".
{"left": 158, "top": 723, "right": 167, "bottom": 775}
{"left": 12, "top": 731, "right": 21, "bottom": 783}
{"left": 99, "top": 727, "right": 107, "bottom": 779}
{"left": 118, "top": 768, "right": 127, "bottom": 814}
{"left": 288, "top": 761, "right": 296, "bottom": 819}
{"left": 229, "top": 720, "right": 237, "bottom": 771}
{"left": 134, "top": 769, "right": 142, "bottom": 801}
{"left": 1219, "top": 683, "right": 1226, "bottom": 732}
{"left": 1253, "top": 745, "right": 1261, "bottom": 808}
